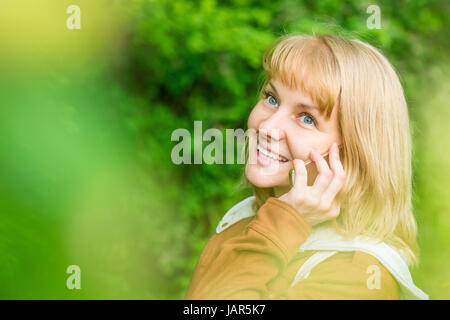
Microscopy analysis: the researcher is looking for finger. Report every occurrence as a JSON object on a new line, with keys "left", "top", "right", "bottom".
{"left": 310, "top": 148, "right": 333, "bottom": 198}
{"left": 327, "top": 201, "right": 341, "bottom": 219}
{"left": 291, "top": 159, "right": 307, "bottom": 196}
{"left": 329, "top": 142, "right": 345, "bottom": 177}
{"left": 321, "top": 144, "right": 346, "bottom": 206}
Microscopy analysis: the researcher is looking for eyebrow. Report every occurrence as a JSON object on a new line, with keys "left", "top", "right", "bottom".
{"left": 267, "top": 81, "right": 320, "bottom": 114}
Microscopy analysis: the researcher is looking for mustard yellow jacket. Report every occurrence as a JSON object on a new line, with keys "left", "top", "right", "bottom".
{"left": 185, "top": 197, "right": 405, "bottom": 300}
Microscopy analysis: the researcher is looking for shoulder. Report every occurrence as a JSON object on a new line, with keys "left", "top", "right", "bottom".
{"left": 293, "top": 250, "right": 399, "bottom": 299}
{"left": 352, "top": 251, "right": 400, "bottom": 296}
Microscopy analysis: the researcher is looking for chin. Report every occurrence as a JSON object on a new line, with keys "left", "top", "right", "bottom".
{"left": 245, "top": 163, "right": 287, "bottom": 188}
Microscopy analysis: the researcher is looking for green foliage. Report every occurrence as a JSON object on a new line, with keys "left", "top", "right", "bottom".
{"left": 120, "top": 0, "right": 449, "bottom": 298}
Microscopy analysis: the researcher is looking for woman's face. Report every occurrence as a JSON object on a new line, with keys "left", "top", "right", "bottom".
{"left": 245, "top": 77, "right": 342, "bottom": 196}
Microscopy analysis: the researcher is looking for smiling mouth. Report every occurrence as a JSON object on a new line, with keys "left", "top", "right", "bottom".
{"left": 257, "top": 143, "right": 289, "bottom": 163}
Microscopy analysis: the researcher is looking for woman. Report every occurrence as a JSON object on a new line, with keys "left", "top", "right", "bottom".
{"left": 185, "top": 34, "right": 428, "bottom": 300}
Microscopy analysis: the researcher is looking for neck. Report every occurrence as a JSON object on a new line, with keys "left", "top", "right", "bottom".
{"left": 273, "top": 185, "right": 291, "bottom": 198}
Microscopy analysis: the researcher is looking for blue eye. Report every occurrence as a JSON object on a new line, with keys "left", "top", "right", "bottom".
{"left": 268, "top": 95, "right": 278, "bottom": 106}
{"left": 299, "top": 113, "right": 316, "bottom": 126}
{"left": 263, "top": 91, "right": 278, "bottom": 107}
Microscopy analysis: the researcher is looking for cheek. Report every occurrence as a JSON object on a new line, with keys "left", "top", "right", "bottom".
{"left": 247, "top": 104, "right": 265, "bottom": 129}
{"left": 286, "top": 135, "right": 314, "bottom": 162}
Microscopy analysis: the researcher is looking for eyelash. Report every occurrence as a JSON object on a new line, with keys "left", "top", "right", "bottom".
{"left": 262, "top": 90, "right": 318, "bottom": 126}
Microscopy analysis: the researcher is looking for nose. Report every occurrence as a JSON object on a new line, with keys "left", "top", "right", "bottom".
{"left": 258, "top": 111, "right": 287, "bottom": 143}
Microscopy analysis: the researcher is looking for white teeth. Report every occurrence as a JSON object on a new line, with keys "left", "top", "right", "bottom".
{"left": 257, "top": 144, "right": 287, "bottom": 162}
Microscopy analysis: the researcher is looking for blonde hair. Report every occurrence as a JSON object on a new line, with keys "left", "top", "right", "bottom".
{"left": 242, "top": 33, "right": 419, "bottom": 266}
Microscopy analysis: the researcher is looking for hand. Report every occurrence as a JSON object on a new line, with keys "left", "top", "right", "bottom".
{"left": 278, "top": 143, "right": 346, "bottom": 226}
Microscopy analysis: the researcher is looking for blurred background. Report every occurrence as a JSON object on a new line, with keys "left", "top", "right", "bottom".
{"left": 0, "top": 0, "right": 448, "bottom": 299}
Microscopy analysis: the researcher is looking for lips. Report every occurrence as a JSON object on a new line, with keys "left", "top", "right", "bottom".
{"left": 257, "top": 143, "right": 289, "bottom": 163}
